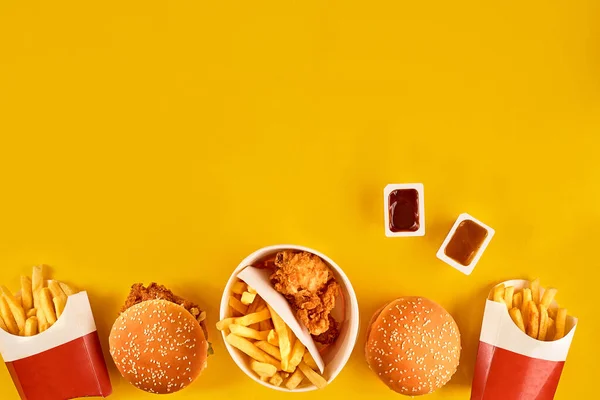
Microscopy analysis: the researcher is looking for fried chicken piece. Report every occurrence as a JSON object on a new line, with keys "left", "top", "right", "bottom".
{"left": 312, "top": 315, "right": 340, "bottom": 345}
{"left": 271, "top": 251, "right": 339, "bottom": 336}
{"left": 121, "top": 283, "right": 208, "bottom": 338}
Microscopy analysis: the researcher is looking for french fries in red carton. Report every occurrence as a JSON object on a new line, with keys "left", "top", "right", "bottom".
{"left": 471, "top": 279, "right": 577, "bottom": 400}
{"left": 0, "top": 267, "right": 111, "bottom": 400}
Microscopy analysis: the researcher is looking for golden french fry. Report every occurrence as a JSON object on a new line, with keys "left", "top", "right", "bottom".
{"left": 225, "top": 333, "right": 281, "bottom": 369}
{"left": 57, "top": 282, "right": 77, "bottom": 296}
{"left": 231, "top": 281, "right": 247, "bottom": 295}
{"left": 229, "top": 296, "right": 248, "bottom": 315}
{"left": 538, "top": 304, "right": 549, "bottom": 341}
{"left": 548, "top": 307, "right": 557, "bottom": 320}
{"left": 303, "top": 352, "right": 319, "bottom": 371}
{"left": 27, "top": 308, "right": 37, "bottom": 318}
{"left": 526, "top": 301, "right": 539, "bottom": 339}
{"left": 229, "top": 324, "right": 270, "bottom": 341}
{"left": 39, "top": 288, "right": 57, "bottom": 325}
{"left": 258, "top": 308, "right": 273, "bottom": 331}
{"left": 0, "top": 297, "right": 19, "bottom": 335}
{"left": 492, "top": 285, "right": 505, "bottom": 304}
{"left": 247, "top": 296, "right": 264, "bottom": 330}
{"left": 250, "top": 359, "right": 278, "bottom": 378}
{"left": 554, "top": 308, "right": 567, "bottom": 340}
{"left": 298, "top": 362, "right": 327, "bottom": 389}
{"left": 522, "top": 288, "right": 532, "bottom": 328}
{"left": 15, "top": 293, "right": 22, "bottom": 308}
{"left": 235, "top": 308, "right": 271, "bottom": 327}
{"left": 20, "top": 276, "right": 33, "bottom": 312}
{"left": 503, "top": 286, "right": 514, "bottom": 310}
{"left": 267, "top": 305, "right": 292, "bottom": 371}
{"left": 509, "top": 308, "right": 526, "bottom": 332}
{"left": 267, "top": 329, "right": 279, "bottom": 346}
{"left": 256, "top": 341, "right": 282, "bottom": 361}
{"left": 48, "top": 281, "right": 67, "bottom": 301}
{"left": 1, "top": 286, "right": 26, "bottom": 332}
{"left": 39, "top": 322, "right": 49, "bottom": 332}
{"left": 547, "top": 318, "right": 555, "bottom": 341}
{"left": 513, "top": 292, "right": 523, "bottom": 309}
{"left": 247, "top": 286, "right": 257, "bottom": 295}
{"left": 53, "top": 297, "right": 66, "bottom": 319}
{"left": 0, "top": 314, "right": 8, "bottom": 332}
{"left": 288, "top": 339, "right": 306, "bottom": 372}
{"left": 541, "top": 288, "right": 558, "bottom": 308}
{"left": 285, "top": 368, "right": 304, "bottom": 390}
{"left": 24, "top": 316, "right": 38, "bottom": 336}
{"left": 241, "top": 292, "right": 257, "bottom": 305}
{"left": 531, "top": 278, "right": 540, "bottom": 304}
{"left": 36, "top": 305, "right": 47, "bottom": 332}
{"left": 216, "top": 318, "right": 235, "bottom": 331}
{"left": 269, "top": 372, "right": 284, "bottom": 387}
{"left": 32, "top": 266, "right": 44, "bottom": 294}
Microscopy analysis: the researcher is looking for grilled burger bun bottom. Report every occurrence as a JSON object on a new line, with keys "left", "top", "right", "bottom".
{"left": 109, "top": 299, "right": 208, "bottom": 394}
{"left": 365, "top": 296, "right": 461, "bottom": 396}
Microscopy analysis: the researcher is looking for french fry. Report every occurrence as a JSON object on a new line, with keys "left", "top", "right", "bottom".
{"left": 27, "top": 308, "right": 37, "bottom": 318}
{"left": 259, "top": 308, "right": 273, "bottom": 331}
{"left": 267, "top": 329, "right": 279, "bottom": 346}
{"left": 541, "top": 288, "right": 558, "bottom": 308}
{"left": 547, "top": 318, "right": 555, "bottom": 341}
{"left": 298, "top": 362, "right": 328, "bottom": 389}
{"left": 531, "top": 278, "right": 540, "bottom": 303}
{"left": 24, "top": 316, "right": 38, "bottom": 336}
{"left": 503, "top": 286, "right": 514, "bottom": 310}
{"left": 526, "top": 301, "right": 539, "bottom": 339}
{"left": 20, "top": 276, "right": 33, "bottom": 312}
{"left": 241, "top": 292, "right": 257, "bottom": 305}
{"left": 1, "top": 286, "right": 26, "bottom": 332}
{"left": 231, "top": 281, "right": 247, "bottom": 295}
{"left": 509, "top": 308, "right": 526, "bottom": 332}
{"left": 256, "top": 341, "right": 282, "bottom": 361}
{"left": 247, "top": 296, "right": 264, "bottom": 330}
{"left": 0, "top": 297, "right": 19, "bottom": 335}
{"left": 48, "top": 281, "right": 67, "bottom": 302}
{"left": 269, "top": 372, "right": 284, "bottom": 387}
{"left": 288, "top": 339, "right": 306, "bottom": 371}
{"left": 513, "top": 292, "right": 523, "bottom": 309}
{"left": 15, "top": 293, "right": 22, "bottom": 308}
{"left": 32, "top": 266, "right": 44, "bottom": 294}
{"left": 39, "top": 322, "right": 49, "bottom": 333}
{"left": 492, "top": 285, "right": 505, "bottom": 305}
{"left": 225, "top": 333, "right": 281, "bottom": 369}
{"left": 235, "top": 308, "right": 271, "bottom": 327}
{"left": 36, "top": 306, "right": 48, "bottom": 332}
{"left": 267, "top": 305, "right": 292, "bottom": 371}
{"left": 229, "top": 296, "right": 248, "bottom": 315}
{"left": 0, "top": 314, "right": 7, "bottom": 332}
{"left": 303, "top": 352, "right": 319, "bottom": 371}
{"left": 548, "top": 307, "right": 557, "bottom": 320}
{"left": 216, "top": 318, "right": 235, "bottom": 331}
{"left": 285, "top": 368, "right": 304, "bottom": 390}
{"left": 39, "top": 288, "right": 57, "bottom": 325}
{"left": 250, "top": 359, "right": 278, "bottom": 378}
{"left": 247, "top": 286, "right": 257, "bottom": 294}
{"left": 229, "top": 324, "right": 270, "bottom": 341}
{"left": 53, "top": 297, "right": 66, "bottom": 319}
{"left": 521, "top": 288, "right": 532, "bottom": 327}
{"left": 538, "top": 304, "right": 549, "bottom": 341}
{"left": 57, "top": 282, "right": 77, "bottom": 296}
{"left": 554, "top": 308, "right": 567, "bottom": 340}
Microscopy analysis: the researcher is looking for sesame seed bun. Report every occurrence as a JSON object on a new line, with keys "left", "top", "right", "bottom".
{"left": 365, "top": 296, "right": 461, "bottom": 396}
{"left": 109, "top": 299, "right": 208, "bottom": 394}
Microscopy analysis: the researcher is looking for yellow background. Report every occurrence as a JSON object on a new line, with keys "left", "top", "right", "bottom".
{"left": 0, "top": 1, "right": 598, "bottom": 399}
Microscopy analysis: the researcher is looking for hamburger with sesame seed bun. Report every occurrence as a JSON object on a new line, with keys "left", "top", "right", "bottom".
{"left": 109, "top": 283, "right": 209, "bottom": 394}
{"left": 365, "top": 296, "right": 461, "bottom": 396}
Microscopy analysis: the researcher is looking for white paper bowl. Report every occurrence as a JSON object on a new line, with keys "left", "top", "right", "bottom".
{"left": 219, "top": 244, "right": 360, "bottom": 392}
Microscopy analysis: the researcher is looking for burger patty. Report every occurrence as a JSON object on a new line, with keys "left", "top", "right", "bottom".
{"left": 121, "top": 283, "right": 208, "bottom": 339}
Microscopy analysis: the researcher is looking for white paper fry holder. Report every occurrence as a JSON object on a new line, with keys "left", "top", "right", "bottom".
{"left": 0, "top": 292, "right": 112, "bottom": 400}
{"left": 471, "top": 280, "right": 577, "bottom": 400}
{"left": 220, "top": 244, "right": 360, "bottom": 392}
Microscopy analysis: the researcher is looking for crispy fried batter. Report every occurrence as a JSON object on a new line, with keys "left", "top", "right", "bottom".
{"left": 270, "top": 251, "right": 339, "bottom": 336}
{"left": 122, "top": 283, "right": 208, "bottom": 338}
{"left": 312, "top": 315, "right": 340, "bottom": 345}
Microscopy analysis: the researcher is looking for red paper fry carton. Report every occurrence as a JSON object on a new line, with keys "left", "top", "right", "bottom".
{"left": 0, "top": 292, "right": 112, "bottom": 400}
{"left": 471, "top": 280, "right": 577, "bottom": 400}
